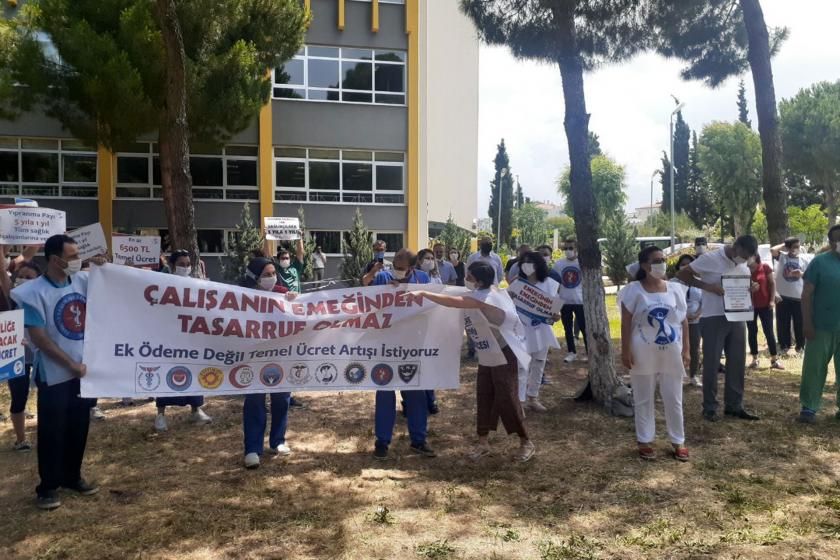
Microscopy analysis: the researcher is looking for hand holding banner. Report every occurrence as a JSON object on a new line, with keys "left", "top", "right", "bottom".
{"left": 69, "top": 223, "right": 108, "bottom": 261}
{"left": 113, "top": 236, "right": 161, "bottom": 266}
{"left": 0, "top": 207, "right": 66, "bottom": 245}
{"left": 264, "top": 217, "right": 301, "bottom": 241}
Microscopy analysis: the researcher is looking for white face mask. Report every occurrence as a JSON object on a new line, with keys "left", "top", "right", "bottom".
{"left": 732, "top": 256, "right": 747, "bottom": 265}
{"left": 278, "top": 259, "right": 291, "bottom": 269}
{"left": 465, "top": 280, "right": 477, "bottom": 290}
{"left": 175, "top": 266, "right": 192, "bottom": 277}
{"left": 521, "top": 263, "right": 536, "bottom": 277}
{"left": 565, "top": 249, "right": 576, "bottom": 260}
{"left": 420, "top": 259, "right": 435, "bottom": 272}
{"left": 449, "top": 253, "right": 459, "bottom": 261}
{"left": 649, "top": 263, "right": 667, "bottom": 279}
{"left": 259, "top": 276, "right": 277, "bottom": 291}
{"left": 64, "top": 259, "right": 82, "bottom": 275}
{"left": 835, "top": 243, "right": 840, "bottom": 256}
{"left": 392, "top": 269, "right": 407, "bottom": 280}
{"left": 695, "top": 246, "right": 706, "bottom": 255}
{"left": 789, "top": 248, "right": 800, "bottom": 258}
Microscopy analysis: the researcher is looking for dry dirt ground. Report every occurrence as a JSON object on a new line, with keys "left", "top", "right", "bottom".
{"left": 1, "top": 341, "right": 840, "bottom": 559}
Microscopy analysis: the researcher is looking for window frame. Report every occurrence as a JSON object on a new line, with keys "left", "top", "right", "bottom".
{"left": 0, "top": 137, "right": 98, "bottom": 199}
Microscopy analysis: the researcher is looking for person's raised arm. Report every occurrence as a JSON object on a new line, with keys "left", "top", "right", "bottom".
{"left": 361, "top": 262, "right": 383, "bottom": 286}
{"left": 677, "top": 264, "right": 724, "bottom": 296}
{"left": 28, "top": 326, "right": 86, "bottom": 378}
{"left": 295, "top": 232, "right": 305, "bottom": 264}
{"left": 770, "top": 243, "right": 785, "bottom": 259}
{"left": 801, "top": 281, "right": 816, "bottom": 340}
{"left": 417, "top": 291, "right": 506, "bottom": 325}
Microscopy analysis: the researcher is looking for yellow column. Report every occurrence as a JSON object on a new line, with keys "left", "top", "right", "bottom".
{"left": 96, "top": 146, "right": 115, "bottom": 251}
{"left": 372, "top": 0, "right": 379, "bottom": 32}
{"left": 337, "top": 0, "right": 345, "bottom": 30}
{"left": 305, "top": 0, "right": 311, "bottom": 12}
{"left": 258, "top": 98, "right": 274, "bottom": 237}
{"left": 406, "top": 0, "right": 420, "bottom": 249}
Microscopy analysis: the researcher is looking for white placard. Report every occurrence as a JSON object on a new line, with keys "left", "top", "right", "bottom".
{"left": 264, "top": 217, "right": 300, "bottom": 241}
{"left": 0, "top": 207, "right": 66, "bottom": 245}
{"left": 722, "top": 274, "right": 754, "bottom": 322}
{"left": 507, "top": 278, "right": 563, "bottom": 324}
{"left": 0, "top": 309, "right": 25, "bottom": 383}
{"left": 113, "top": 236, "right": 161, "bottom": 266}
{"left": 69, "top": 223, "right": 108, "bottom": 261}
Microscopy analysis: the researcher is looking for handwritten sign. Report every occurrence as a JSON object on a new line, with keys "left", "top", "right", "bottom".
{"left": 264, "top": 217, "right": 300, "bottom": 241}
{"left": 113, "top": 236, "right": 161, "bottom": 266}
{"left": 722, "top": 274, "right": 754, "bottom": 322}
{"left": 69, "top": 223, "right": 108, "bottom": 261}
{"left": 0, "top": 309, "right": 25, "bottom": 383}
{"left": 0, "top": 207, "right": 66, "bottom": 244}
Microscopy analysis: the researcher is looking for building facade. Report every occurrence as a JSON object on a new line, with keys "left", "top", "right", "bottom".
{"left": 0, "top": 0, "right": 479, "bottom": 281}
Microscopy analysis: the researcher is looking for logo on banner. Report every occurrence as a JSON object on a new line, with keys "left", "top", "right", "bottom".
{"left": 166, "top": 366, "right": 192, "bottom": 392}
{"left": 639, "top": 306, "right": 677, "bottom": 346}
{"left": 371, "top": 364, "right": 394, "bottom": 386}
{"left": 137, "top": 366, "right": 161, "bottom": 391}
{"left": 259, "top": 363, "right": 284, "bottom": 387}
{"left": 198, "top": 367, "right": 224, "bottom": 390}
{"left": 13, "top": 361, "right": 23, "bottom": 375}
{"left": 54, "top": 293, "right": 86, "bottom": 341}
{"left": 288, "top": 363, "right": 311, "bottom": 385}
{"left": 344, "top": 363, "right": 366, "bottom": 384}
{"left": 315, "top": 363, "right": 338, "bottom": 384}
{"left": 398, "top": 364, "right": 418, "bottom": 383}
{"left": 229, "top": 365, "right": 255, "bottom": 388}
{"left": 561, "top": 266, "right": 581, "bottom": 289}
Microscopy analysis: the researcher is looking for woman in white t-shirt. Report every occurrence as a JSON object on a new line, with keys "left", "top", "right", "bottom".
{"left": 671, "top": 254, "right": 703, "bottom": 387}
{"left": 509, "top": 251, "right": 561, "bottom": 412}
{"left": 620, "top": 246, "right": 690, "bottom": 462}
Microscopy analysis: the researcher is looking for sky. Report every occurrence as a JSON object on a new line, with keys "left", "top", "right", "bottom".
{"left": 475, "top": 0, "right": 840, "bottom": 218}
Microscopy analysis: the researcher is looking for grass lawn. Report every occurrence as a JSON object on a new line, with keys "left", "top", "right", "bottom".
{"left": 2, "top": 324, "right": 840, "bottom": 559}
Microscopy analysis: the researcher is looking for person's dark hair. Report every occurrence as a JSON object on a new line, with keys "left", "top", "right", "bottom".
{"left": 12, "top": 261, "right": 42, "bottom": 280}
{"left": 676, "top": 254, "right": 695, "bottom": 270}
{"left": 733, "top": 235, "right": 758, "bottom": 256}
{"left": 784, "top": 236, "right": 800, "bottom": 248}
{"left": 694, "top": 237, "right": 707, "bottom": 246}
{"left": 249, "top": 248, "right": 266, "bottom": 259}
{"left": 432, "top": 242, "right": 444, "bottom": 250}
{"left": 564, "top": 237, "right": 576, "bottom": 245}
{"left": 635, "top": 245, "right": 662, "bottom": 282}
{"left": 829, "top": 224, "right": 840, "bottom": 240}
{"left": 242, "top": 257, "right": 273, "bottom": 288}
{"left": 314, "top": 246, "right": 322, "bottom": 253}
{"left": 518, "top": 251, "right": 548, "bottom": 282}
{"left": 276, "top": 248, "right": 291, "bottom": 259}
{"left": 468, "top": 261, "right": 495, "bottom": 289}
{"left": 168, "top": 249, "right": 190, "bottom": 265}
{"left": 44, "top": 234, "right": 76, "bottom": 260}
{"left": 535, "top": 244, "right": 552, "bottom": 253}
{"left": 393, "top": 248, "right": 416, "bottom": 270}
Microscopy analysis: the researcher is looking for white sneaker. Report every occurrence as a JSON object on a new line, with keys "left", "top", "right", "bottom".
{"left": 267, "top": 444, "right": 292, "bottom": 456}
{"left": 154, "top": 413, "right": 168, "bottom": 432}
{"left": 564, "top": 353, "right": 577, "bottom": 364}
{"left": 527, "top": 397, "right": 547, "bottom": 412}
{"left": 90, "top": 407, "right": 105, "bottom": 420}
{"left": 244, "top": 452, "right": 260, "bottom": 469}
{"left": 191, "top": 408, "right": 213, "bottom": 424}
{"left": 690, "top": 377, "right": 702, "bottom": 388}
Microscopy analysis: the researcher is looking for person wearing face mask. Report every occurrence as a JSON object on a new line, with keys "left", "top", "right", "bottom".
{"left": 694, "top": 237, "right": 708, "bottom": 256}
{"left": 240, "top": 257, "right": 296, "bottom": 469}
{"left": 677, "top": 235, "right": 761, "bottom": 422}
{"left": 746, "top": 255, "right": 783, "bottom": 371}
{"left": 504, "top": 244, "right": 532, "bottom": 284}
{"left": 152, "top": 250, "right": 213, "bottom": 432}
{"left": 275, "top": 233, "right": 306, "bottom": 293}
{"left": 371, "top": 249, "right": 435, "bottom": 460}
{"left": 509, "top": 252, "right": 561, "bottom": 412}
{"left": 448, "top": 248, "right": 466, "bottom": 287}
{"left": 311, "top": 246, "right": 327, "bottom": 288}
{"left": 432, "top": 243, "right": 457, "bottom": 285}
{"left": 771, "top": 237, "right": 811, "bottom": 356}
{"left": 552, "top": 238, "right": 588, "bottom": 363}
{"left": 536, "top": 245, "right": 563, "bottom": 283}
{"left": 619, "top": 246, "right": 690, "bottom": 461}
{"left": 467, "top": 236, "right": 504, "bottom": 286}
{"left": 11, "top": 234, "right": 106, "bottom": 510}
{"left": 797, "top": 225, "right": 840, "bottom": 424}
{"left": 361, "top": 240, "right": 393, "bottom": 287}
{"left": 671, "top": 255, "right": 703, "bottom": 387}
{"left": 417, "top": 248, "right": 442, "bottom": 284}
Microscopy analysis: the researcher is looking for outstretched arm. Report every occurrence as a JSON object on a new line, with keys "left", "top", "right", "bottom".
{"left": 415, "top": 291, "right": 505, "bottom": 325}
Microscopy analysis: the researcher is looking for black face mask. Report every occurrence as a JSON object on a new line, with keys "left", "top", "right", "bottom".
{"left": 480, "top": 243, "right": 492, "bottom": 253}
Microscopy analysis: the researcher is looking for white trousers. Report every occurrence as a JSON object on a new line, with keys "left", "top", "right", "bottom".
{"left": 631, "top": 372, "right": 685, "bottom": 445}
{"left": 518, "top": 348, "right": 548, "bottom": 402}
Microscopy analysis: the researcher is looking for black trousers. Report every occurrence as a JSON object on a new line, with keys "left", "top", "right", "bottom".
{"left": 776, "top": 297, "right": 804, "bottom": 352}
{"left": 747, "top": 307, "right": 778, "bottom": 357}
{"left": 561, "top": 304, "right": 588, "bottom": 354}
{"left": 35, "top": 377, "right": 91, "bottom": 497}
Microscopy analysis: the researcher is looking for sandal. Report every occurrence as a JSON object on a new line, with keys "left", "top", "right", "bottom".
{"left": 672, "top": 445, "right": 689, "bottom": 462}
{"left": 638, "top": 445, "right": 656, "bottom": 461}
{"left": 515, "top": 441, "right": 535, "bottom": 463}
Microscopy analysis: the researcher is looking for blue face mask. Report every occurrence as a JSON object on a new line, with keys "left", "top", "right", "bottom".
{"left": 374, "top": 251, "right": 385, "bottom": 260}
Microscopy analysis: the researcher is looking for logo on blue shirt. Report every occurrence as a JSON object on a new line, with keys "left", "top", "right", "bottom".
{"left": 647, "top": 307, "right": 677, "bottom": 346}
{"left": 561, "top": 266, "right": 581, "bottom": 289}
{"left": 54, "top": 293, "right": 86, "bottom": 341}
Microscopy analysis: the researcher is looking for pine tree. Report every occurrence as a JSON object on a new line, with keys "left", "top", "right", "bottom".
{"left": 686, "top": 131, "right": 716, "bottom": 227}
{"left": 221, "top": 203, "right": 264, "bottom": 284}
{"left": 435, "top": 214, "right": 472, "bottom": 258}
{"left": 487, "top": 139, "right": 515, "bottom": 248}
{"left": 514, "top": 177, "right": 525, "bottom": 209}
{"left": 602, "top": 211, "right": 637, "bottom": 287}
{"left": 737, "top": 79, "right": 752, "bottom": 128}
{"left": 340, "top": 209, "right": 373, "bottom": 287}
{"left": 588, "top": 131, "right": 603, "bottom": 159}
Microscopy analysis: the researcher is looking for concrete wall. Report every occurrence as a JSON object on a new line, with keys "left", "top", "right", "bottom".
{"left": 308, "top": 0, "right": 407, "bottom": 49}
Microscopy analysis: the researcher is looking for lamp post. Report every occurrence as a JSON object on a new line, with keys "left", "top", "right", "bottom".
{"left": 496, "top": 167, "right": 508, "bottom": 249}
{"left": 669, "top": 102, "right": 685, "bottom": 250}
{"left": 650, "top": 170, "right": 659, "bottom": 216}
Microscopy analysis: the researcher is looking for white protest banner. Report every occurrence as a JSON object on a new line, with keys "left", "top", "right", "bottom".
{"left": 0, "top": 309, "right": 25, "bottom": 383}
{"left": 722, "top": 273, "right": 754, "bottom": 322}
{"left": 69, "top": 223, "right": 108, "bottom": 261}
{"left": 264, "top": 217, "right": 300, "bottom": 241}
{"left": 81, "top": 264, "right": 463, "bottom": 397}
{"left": 0, "top": 207, "right": 66, "bottom": 245}
{"left": 113, "top": 235, "right": 161, "bottom": 266}
{"left": 507, "top": 278, "right": 562, "bottom": 324}
{"left": 14, "top": 198, "right": 38, "bottom": 208}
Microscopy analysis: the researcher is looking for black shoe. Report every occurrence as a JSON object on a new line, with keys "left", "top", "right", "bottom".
{"left": 62, "top": 479, "right": 100, "bottom": 496}
{"left": 409, "top": 443, "right": 437, "bottom": 458}
{"left": 703, "top": 411, "right": 719, "bottom": 422}
{"left": 37, "top": 491, "right": 61, "bottom": 510}
{"left": 373, "top": 443, "right": 389, "bottom": 461}
{"left": 725, "top": 408, "right": 760, "bottom": 421}
{"left": 428, "top": 403, "right": 440, "bottom": 415}
{"left": 289, "top": 397, "right": 305, "bottom": 410}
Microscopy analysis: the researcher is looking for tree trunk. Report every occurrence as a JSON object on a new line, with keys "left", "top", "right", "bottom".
{"left": 740, "top": 0, "right": 788, "bottom": 244}
{"left": 155, "top": 0, "right": 200, "bottom": 274}
{"left": 826, "top": 184, "right": 838, "bottom": 227}
{"left": 552, "top": 2, "right": 623, "bottom": 412}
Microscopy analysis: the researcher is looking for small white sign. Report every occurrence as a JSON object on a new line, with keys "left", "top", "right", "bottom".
{"left": 69, "top": 223, "right": 108, "bottom": 262}
{"left": 722, "top": 274, "right": 754, "bottom": 322}
{"left": 113, "top": 236, "right": 161, "bottom": 266}
{"left": 0, "top": 309, "right": 25, "bottom": 383}
{"left": 0, "top": 207, "right": 66, "bottom": 245}
{"left": 264, "top": 217, "right": 300, "bottom": 241}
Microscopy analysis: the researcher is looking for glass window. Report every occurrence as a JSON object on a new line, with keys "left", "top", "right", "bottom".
{"left": 117, "top": 186, "right": 152, "bottom": 198}
{"left": 375, "top": 63, "right": 404, "bottom": 93}
{"left": 276, "top": 59, "right": 304, "bottom": 86}
{"left": 118, "top": 156, "right": 150, "bottom": 184}
{"left": 0, "top": 184, "right": 20, "bottom": 196}
{"left": 308, "top": 46, "right": 339, "bottom": 58}
{"left": 310, "top": 149, "right": 340, "bottom": 160}
{"left": 22, "top": 185, "right": 58, "bottom": 196}
{"left": 21, "top": 138, "right": 58, "bottom": 150}
{"left": 198, "top": 230, "right": 225, "bottom": 254}
{"left": 376, "top": 165, "right": 403, "bottom": 190}
{"left": 376, "top": 152, "right": 404, "bottom": 162}
{"left": 62, "top": 186, "right": 97, "bottom": 197}
{"left": 308, "top": 59, "right": 339, "bottom": 88}
{"left": 21, "top": 152, "right": 59, "bottom": 183}
{"left": 275, "top": 87, "right": 305, "bottom": 99}
{"left": 342, "top": 61, "right": 372, "bottom": 91}
{"left": 343, "top": 162, "right": 372, "bottom": 191}
{"left": 343, "top": 151, "right": 372, "bottom": 161}
{"left": 226, "top": 146, "right": 258, "bottom": 157}
{"left": 0, "top": 152, "right": 18, "bottom": 182}
{"left": 310, "top": 231, "right": 342, "bottom": 254}
{"left": 309, "top": 161, "right": 340, "bottom": 190}
{"left": 375, "top": 233, "right": 404, "bottom": 251}
{"left": 63, "top": 154, "right": 97, "bottom": 183}
{"left": 342, "top": 92, "right": 372, "bottom": 103}
{"left": 276, "top": 161, "right": 306, "bottom": 189}
{"left": 225, "top": 189, "right": 259, "bottom": 201}
{"left": 375, "top": 50, "right": 406, "bottom": 62}
{"left": 226, "top": 159, "right": 257, "bottom": 186}
{"left": 343, "top": 48, "right": 373, "bottom": 60}
{"left": 190, "top": 157, "right": 223, "bottom": 187}
{"left": 275, "top": 147, "right": 306, "bottom": 158}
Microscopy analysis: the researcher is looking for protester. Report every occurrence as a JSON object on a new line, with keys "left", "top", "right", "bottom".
{"left": 677, "top": 235, "right": 761, "bottom": 422}
{"left": 415, "top": 262, "right": 535, "bottom": 462}
{"left": 694, "top": 237, "right": 708, "bottom": 256}
{"left": 433, "top": 243, "right": 457, "bottom": 285}
{"left": 361, "top": 239, "right": 392, "bottom": 287}
{"left": 153, "top": 250, "right": 213, "bottom": 432}
{"left": 371, "top": 249, "right": 436, "bottom": 460}
{"left": 312, "top": 245, "right": 326, "bottom": 287}
{"left": 509, "top": 251, "right": 560, "bottom": 412}
{"left": 466, "top": 236, "right": 504, "bottom": 285}
{"left": 448, "top": 247, "right": 466, "bottom": 287}
{"left": 11, "top": 234, "right": 103, "bottom": 509}
{"left": 771, "top": 237, "right": 811, "bottom": 356}
{"left": 240, "top": 257, "right": 296, "bottom": 469}
{"left": 797, "top": 225, "right": 840, "bottom": 424}
{"left": 620, "top": 246, "right": 690, "bottom": 461}
{"left": 747, "top": 255, "right": 783, "bottom": 370}
{"left": 417, "top": 248, "right": 442, "bottom": 285}
{"left": 553, "top": 238, "right": 587, "bottom": 363}
{"left": 671, "top": 255, "right": 703, "bottom": 387}
{"left": 535, "top": 245, "right": 564, "bottom": 284}
{"left": 276, "top": 233, "right": 306, "bottom": 293}
{"left": 504, "top": 243, "right": 531, "bottom": 284}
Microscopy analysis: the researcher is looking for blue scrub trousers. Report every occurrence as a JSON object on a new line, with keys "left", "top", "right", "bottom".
{"left": 243, "top": 392, "right": 290, "bottom": 455}
{"left": 375, "top": 390, "right": 427, "bottom": 447}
